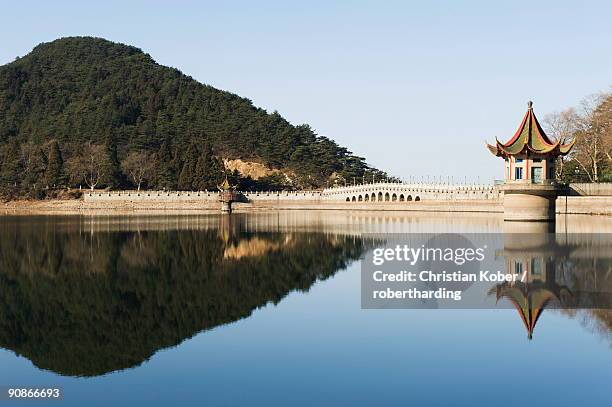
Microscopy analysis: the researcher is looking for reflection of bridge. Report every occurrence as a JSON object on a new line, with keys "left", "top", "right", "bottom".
{"left": 320, "top": 182, "right": 500, "bottom": 202}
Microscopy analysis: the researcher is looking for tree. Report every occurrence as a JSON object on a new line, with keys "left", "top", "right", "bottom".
{"left": 594, "top": 95, "right": 612, "bottom": 179}
{"left": 544, "top": 93, "right": 612, "bottom": 183}
{"left": 572, "top": 94, "right": 610, "bottom": 182}
{"left": 543, "top": 109, "right": 580, "bottom": 179}
{"left": 20, "top": 143, "right": 47, "bottom": 193}
{"left": 68, "top": 143, "right": 107, "bottom": 190}
{"left": 155, "top": 139, "right": 177, "bottom": 190}
{"left": 44, "top": 140, "right": 67, "bottom": 188}
{"left": 193, "top": 143, "right": 224, "bottom": 190}
{"left": 121, "top": 152, "right": 155, "bottom": 190}
{"left": 177, "top": 143, "right": 199, "bottom": 190}
{"left": 0, "top": 139, "right": 24, "bottom": 196}
{"left": 103, "top": 135, "right": 122, "bottom": 188}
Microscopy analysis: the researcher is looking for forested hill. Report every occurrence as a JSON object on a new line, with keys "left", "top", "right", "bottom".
{"left": 0, "top": 37, "right": 388, "bottom": 197}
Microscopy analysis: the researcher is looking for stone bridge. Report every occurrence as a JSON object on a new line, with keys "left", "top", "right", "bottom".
{"left": 84, "top": 182, "right": 501, "bottom": 204}
{"left": 320, "top": 182, "right": 501, "bottom": 202}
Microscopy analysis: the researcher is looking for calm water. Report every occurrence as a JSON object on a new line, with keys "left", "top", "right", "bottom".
{"left": 0, "top": 211, "right": 611, "bottom": 406}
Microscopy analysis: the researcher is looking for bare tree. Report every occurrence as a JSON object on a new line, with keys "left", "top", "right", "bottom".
{"left": 19, "top": 143, "right": 47, "bottom": 189}
{"left": 543, "top": 108, "right": 580, "bottom": 179}
{"left": 594, "top": 95, "right": 612, "bottom": 167}
{"left": 68, "top": 143, "right": 107, "bottom": 190}
{"left": 573, "top": 94, "right": 609, "bottom": 182}
{"left": 121, "top": 151, "right": 155, "bottom": 190}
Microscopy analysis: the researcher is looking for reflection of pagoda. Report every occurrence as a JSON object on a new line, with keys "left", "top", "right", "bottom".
{"left": 491, "top": 280, "right": 570, "bottom": 340}
{"left": 490, "top": 236, "right": 574, "bottom": 339}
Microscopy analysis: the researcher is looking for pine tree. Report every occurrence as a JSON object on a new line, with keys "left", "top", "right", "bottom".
{"left": 206, "top": 153, "right": 224, "bottom": 189}
{"left": 22, "top": 145, "right": 48, "bottom": 195}
{"left": 103, "top": 135, "right": 122, "bottom": 188}
{"left": 192, "top": 143, "right": 210, "bottom": 191}
{"left": 155, "top": 138, "right": 177, "bottom": 190}
{"left": 0, "top": 139, "right": 24, "bottom": 196}
{"left": 178, "top": 143, "right": 199, "bottom": 190}
{"left": 44, "top": 140, "right": 66, "bottom": 188}
{"left": 193, "top": 143, "right": 224, "bottom": 190}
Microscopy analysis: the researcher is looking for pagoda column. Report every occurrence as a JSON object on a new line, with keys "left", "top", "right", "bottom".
{"left": 486, "top": 101, "right": 575, "bottom": 222}
{"left": 500, "top": 183, "right": 561, "bottom": 221}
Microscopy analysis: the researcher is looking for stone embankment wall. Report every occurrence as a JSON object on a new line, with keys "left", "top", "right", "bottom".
{"left": 81, "top": 182, "right": 612, "bottom": 215}
{"left": 83, "top": 190, "right": 220, "bottom": 202}
{"left": 569, "top": 183, "right": 612, "bottom": 196}
{"left": 83, "top": 184, "right": 501, "bottom": 212}
{"left": 559, "top": 183, "right": 612, "bottom": 215}
{"left": 556, "top": 196, "right": 612, "bottom": 216}
{"left": 82, "top": 186, "right": 502, "bottom": 213}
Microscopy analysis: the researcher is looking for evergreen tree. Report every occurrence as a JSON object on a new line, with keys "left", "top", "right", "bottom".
{"left": 44, "top": 140, "right": 66, "bottom": 188}
{"left": 178, "top": 143, "right": 199, "bottom": 190}
{"left": 0, "top": 139, "right": 24, "bottom": 196}
{"left": 155, "top": 138, "right": 177, "bottom": 190}
{"left": 193, "top": 143, "right": 224, "bottom": 190}
{"left": 22, "top": 145, "right": 48, "bottom": 196}
{"left": 103, "top": 135, "right": 122, "bottom": 188}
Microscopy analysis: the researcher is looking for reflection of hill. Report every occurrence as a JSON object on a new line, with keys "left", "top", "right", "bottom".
{"left": 0, "top": 220, "right": 369, "bottom": 377}
{"left": 223, "top": 235, "right": 293, "bottom": 259}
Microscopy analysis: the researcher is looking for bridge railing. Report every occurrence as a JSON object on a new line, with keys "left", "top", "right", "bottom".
{"left": 322, "top": 182, "right": 497, "bottom": 192}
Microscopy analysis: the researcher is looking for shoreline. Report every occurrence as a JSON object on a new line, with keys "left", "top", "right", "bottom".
{"left": 2, "top": 197, "right": 611, "bottom": 217}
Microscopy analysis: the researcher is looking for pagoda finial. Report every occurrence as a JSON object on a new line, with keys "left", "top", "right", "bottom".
{"left": 218, "top": 175, "right": 232, "bottom": 191}
{"left": 527, "top": 100, "right": 533, "bottom": 109}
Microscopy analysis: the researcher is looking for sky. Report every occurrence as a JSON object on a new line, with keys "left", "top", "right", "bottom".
{"left": 1, "top": 0, "right": 611, "bottom": 182}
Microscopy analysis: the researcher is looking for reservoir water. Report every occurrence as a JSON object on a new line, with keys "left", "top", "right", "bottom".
{"left": 0, "top": 211, "right": 610, "bottom": 406}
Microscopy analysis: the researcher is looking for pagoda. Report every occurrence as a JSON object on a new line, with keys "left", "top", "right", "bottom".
{"left": 487, "top": 101, "right": 574, "bottom": 183}
{"left": 487, "top": 101, "right": 575, "bottom": 221}
{"left": 218, "top": 176, "right": 238, "bottom": 213}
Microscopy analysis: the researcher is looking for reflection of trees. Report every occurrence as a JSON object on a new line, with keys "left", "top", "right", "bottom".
{"left": 588, "top": 309, "right": 612, "bottom": 345}
{"left": 0, "top": 220, "right": 369, "bottom": 377}
{"left": 556, "top": 309, "right": 612, "bottom": 346}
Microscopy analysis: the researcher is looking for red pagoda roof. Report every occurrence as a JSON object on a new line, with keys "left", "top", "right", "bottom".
{"left": 487, "top": 101, "right": 575, "bottom": 158}
{"left": 491, "top": 283, "right": 556, "bottom": 340}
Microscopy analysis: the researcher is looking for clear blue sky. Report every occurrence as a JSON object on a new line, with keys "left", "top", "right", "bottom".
{"left": 2, "top": 1, "right": 611, "bottom": 182}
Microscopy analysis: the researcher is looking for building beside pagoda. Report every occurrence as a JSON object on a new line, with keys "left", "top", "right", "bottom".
{"left": 486, "top": 101, "right": 575, "bottom": 221}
